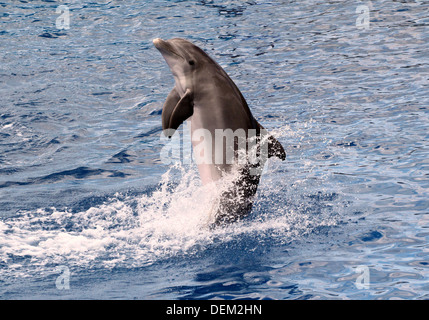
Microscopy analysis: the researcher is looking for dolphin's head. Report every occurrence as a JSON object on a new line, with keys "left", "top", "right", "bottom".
{"left": 153, "top": 38, "right": 212, "bottom": 93}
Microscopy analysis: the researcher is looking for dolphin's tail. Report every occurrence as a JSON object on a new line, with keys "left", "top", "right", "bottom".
{"left": 209, "top": 164, "right": 261, "bottom": 227}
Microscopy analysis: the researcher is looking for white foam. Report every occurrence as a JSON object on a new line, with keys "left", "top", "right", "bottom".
{"left": 0, "top": 124, "right": 341, "bottom": 280}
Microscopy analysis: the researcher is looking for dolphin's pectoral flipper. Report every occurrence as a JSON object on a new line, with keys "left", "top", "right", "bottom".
{"left": 169, "top": 89, "right": 193, "bottom": 129}
{"left": 267, "top": 135, "right": 286, "bottom": 160}
{"left": 162, "top": 88, "right": 193, "bottom": 136}
{"left": 162, "top": 87, "right": 180, "bottom": 132}
{"left": 255, "top": 121, "right": 286, "bottom": 160}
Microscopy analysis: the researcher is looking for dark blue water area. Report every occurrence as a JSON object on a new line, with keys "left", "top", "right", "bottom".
{"left": 1, "top": 0, "right": 429, "bottom": 299}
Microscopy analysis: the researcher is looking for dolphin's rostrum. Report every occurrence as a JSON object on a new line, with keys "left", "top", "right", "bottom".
{"left": 153, "top": 38, "right": 285, "bottom": 225}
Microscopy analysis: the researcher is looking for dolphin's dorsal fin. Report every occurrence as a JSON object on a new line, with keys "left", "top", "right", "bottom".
{"left": 162, "top": 88, "right": 193, "bottom": 137}
{"left": 256, "top": 120, "right": 286, "bottom": 160}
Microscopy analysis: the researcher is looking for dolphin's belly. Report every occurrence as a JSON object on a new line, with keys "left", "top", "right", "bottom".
{"left": 190, "top": 106, "right": 251, "bottom": 184}
{"left": 196, "top": 163, "right": 227, "bottom": 185}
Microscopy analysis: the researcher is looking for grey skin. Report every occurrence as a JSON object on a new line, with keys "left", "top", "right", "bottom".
{"left": 153, "top": 38, "right": 286, "bottom": 225}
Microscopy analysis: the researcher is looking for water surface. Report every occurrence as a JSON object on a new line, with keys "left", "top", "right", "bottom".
{"left": 0, "top": 0, "right": 428, "bottom": 299}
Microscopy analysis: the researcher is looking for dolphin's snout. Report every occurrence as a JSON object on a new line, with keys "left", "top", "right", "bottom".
{"left": 153, "top": 38, "right": 164, "bottom": 47}
{"left": 153, "top": 38, "right": 182, "bottom": 60}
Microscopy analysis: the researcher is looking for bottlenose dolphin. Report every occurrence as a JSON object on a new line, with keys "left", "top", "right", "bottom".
{"left": 153, "top": 38, "right": 285, "bottom": 225}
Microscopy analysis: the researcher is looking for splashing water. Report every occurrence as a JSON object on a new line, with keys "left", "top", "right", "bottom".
{"left": 0, "top": 124, "right": 343, "bottom": 282}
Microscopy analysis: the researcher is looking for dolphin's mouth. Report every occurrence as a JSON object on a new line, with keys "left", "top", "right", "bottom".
{"left": 153, "top": 38, "right": 183, "bottom": 60}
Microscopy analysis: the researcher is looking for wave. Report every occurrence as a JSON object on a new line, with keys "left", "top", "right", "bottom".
{"left": 0, "top": 125, "right": 344, "bottom": 280}
{"left": 0, "top": 171, "right": 341, "bottom": 282}
{"left": 0, "top": 166, "right": 129, "bottom": 188}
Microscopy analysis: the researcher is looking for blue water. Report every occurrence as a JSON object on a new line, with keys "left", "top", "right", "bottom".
{"left": 1, "top": 0, "right": 428, "bottom": 299}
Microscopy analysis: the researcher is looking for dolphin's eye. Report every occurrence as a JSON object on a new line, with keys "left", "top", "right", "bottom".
{"left": 188, "top": 60, "right": 195, "bottom": 66}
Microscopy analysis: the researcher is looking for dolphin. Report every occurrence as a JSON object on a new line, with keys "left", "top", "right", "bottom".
{"left": 153, "top": 38, "right": 286, "bottom": 225}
